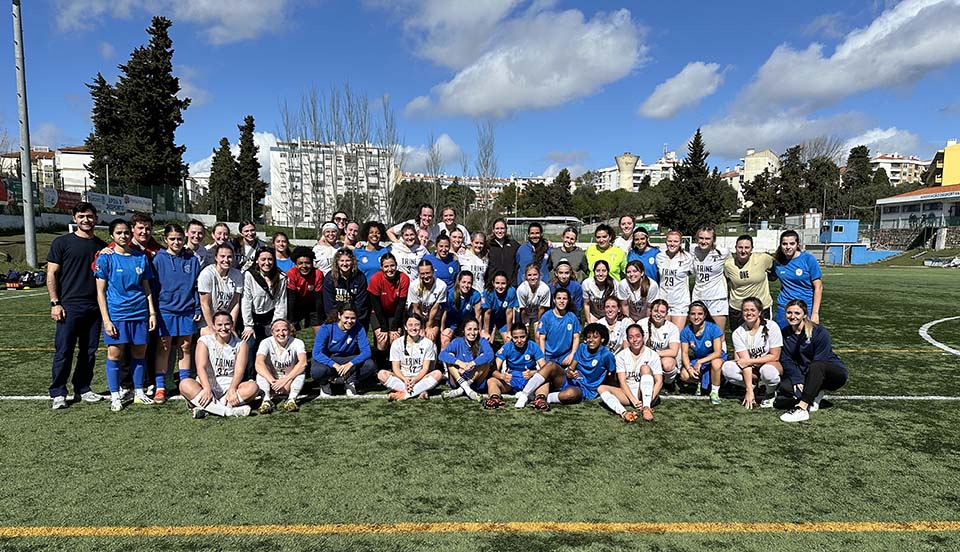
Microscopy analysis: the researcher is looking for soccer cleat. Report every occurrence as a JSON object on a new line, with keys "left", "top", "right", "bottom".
{"left": 388, "top": 390, "right": 407, "bottom": 401}
{"left": 279, "top": 399, "right": 299, "bottom": 412}
{"left": 78, "top": 391, "right": 103, "bottom": 403}
{"left": 621, "top": 411, "right": 638, "bottom": 423}
{"left": 146, "top": 384, "right": 156, "bottom": 396}
{"left": 191, "top": 406, "right": 207, "bottom": 419}
{"left": 230, "top": 405, "right": 252, "bottom": 417}
{"left": 514, "top": 393, "right": 529, "bottom": 409}
{"left": 641, "top": 407, "right": 654, "bottom": 422}
{"left": 345, "top": 382, "right": 358, "bottom": 397}
{"left": 483, "top": 394, "right": 504, "bottom": 409}
{"left": 153, "top": 389, "right": 167, "bottom": 405}
{"left": 709, "top": 391, "right": 721, "bottom": 405}
{"left": 532, "top": 394, "right": 551, "bottom": 412}
{"left": 119, "top": 387, "right": 132, "bottom": 401}
{"left": 442, "top": 388, "right": 465, "bottom": 400}
{"left": 258, "top": 400, "right": 275, "bottom": 415}
{"left": 780, "top": 406, "right": 810, "bottom": 423}
{"left": 133, "top": 393, "right": 154, "bottom": 405}
{"left": 317, "top": 384, "right": 333, "bottom": 398}
{"left": 51, "top": 396, "right": 67, "bottom": 410}
{"left": 759, "top": 397, "right": 775, "bottom": 409}
{"left": 417, "top": 391, "right": 429, "bottom": 400}
{"left": 110, "top": 398, "right": 124, "bottom": 412}
{"left": 809, "top": 391, "right": 825, "bottom": 412}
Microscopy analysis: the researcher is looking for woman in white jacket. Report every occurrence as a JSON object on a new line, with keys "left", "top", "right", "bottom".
{"left": 242, "top": 248, "right": 288, "bottom": 363}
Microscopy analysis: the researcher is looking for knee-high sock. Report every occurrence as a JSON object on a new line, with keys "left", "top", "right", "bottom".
{"left": 411, "top": 376, "right": 438, "bottom": 397}
{"left": 179, "top": 368, "right": 191, "bottom": 381}
{"left": 721, "top": 361, "right": 744, "bottom": 386}
{"left": 194, "top": 395, "right": 229, "bottom": 416}
{"left": 759, "top": 364, "right": 781, "bottom": 396}
{"left": 640, "top": 375, "right": 654, "bottom": 408}
{"left": 155, "top": 372, "right": 166, "bottom": 391}
{"left": 662, "top": 368, "right": 677, "bottom": 384}
{"left": 131, "top": 357, "right": 146, "bottom": 390}
{"left": 106, "top": 359, "right": 121, "bottom": 393}
{"left": 289, "top": 374, "right": 305, "bottom": 400}
{"left": 456, "top": 376, "right": 478, "bottom": 400}
{"left": 520, "top": 373, "right": 545, "bottom": 397}
{"left": 384, "top": 375, "right": 406, "bottom": 392}
{"left": 600, "top": 391, "right": 626, "bottom": 415}
{"left": 256, "top": 375, "right": 272, "bottom": 401}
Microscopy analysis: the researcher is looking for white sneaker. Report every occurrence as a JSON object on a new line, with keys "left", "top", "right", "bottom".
{"left": 133, "top": 392, "right": 154, "bottom": 405}
{"left": 119, "top": 387, "right": 132, "bottom": 401}
{"left": 760, "top": 397, "right": 775, "bottom": 409}
{"left": 780, "top": 407, "right": 810, "bottom": 423}
{"left": 345, "top": 382, "right": 357, "bottom": 397}
{"left": 110, "top": 398, "right": 124, "bottom": 412}
{"left": 318, "top": 384, "right": 333, "bottom": 398}
{"left": 146, "top": 384, "right": 156, "bottom": 396}
{"left": 228, "top": 405, "right": 252, "bottom": 417}
{"left": 51, "top": 396, "right": 67, "bottom": 410}
{"left": 809, "top": 391, "right": 825, "bottom": 412}
{"left": 514, "top": 393, "right": 529, "bottom": 409}
{"left": 78, "top": 391, "right": 103, "bottom": 403}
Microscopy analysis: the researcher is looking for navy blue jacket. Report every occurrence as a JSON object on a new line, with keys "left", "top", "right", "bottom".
{"left": 779, "top": 324, "right": 846, "bottom": 385}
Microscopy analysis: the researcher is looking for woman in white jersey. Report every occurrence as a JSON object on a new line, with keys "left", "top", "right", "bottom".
{"left": 617, "top": 260, "right": 659, "bottom": 321}
{"left": 408, "top": 260, "right": 447, "bottom": 344}
{"left": 636, "top": 299, "right": 680, "bottom": 389}
{"left": 255, "top": 319, "right": 307, "bottom": 414}
{"left": 179, "top": 311, "right": 257, "bottom": 418}
{"left": 656, "top": 230, "right": 694, "bottom": 329}
{"left": 598, "top": 296, "right": 630, "bottom": 354}
{"left": 582, "top": 259, "right": 617, "bottom": 324}
{"left": 457, "top": 232, "right": 488, "bottom": 291}
{"left": 197, "top": 244, "right": 244, "bottom": 333}
{"left": 516, "top": 263, "right": 551, "bottom": 335}
{"left": 721, "top": 296, "right": 783, "bottom": 410}
{"left": 391, "top": 223, "right": 428, "bottom": 279}
{"left": 313, "top": 222, "right": 341, "bottom": 274}
{"left": 379, "top": 313, "right": 442, "bottom": 400}
{"left": 598, "top": 324, "right": 662, "bottom": 423}
{"left": 691, "top": 225, "right": 730, "bottom": 332}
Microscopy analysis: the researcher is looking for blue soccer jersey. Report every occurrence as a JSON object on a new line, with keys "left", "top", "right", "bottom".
{"left": 356, "top": 247, "right": 390, "bottom": 282}
{"left": 571, "top": 343, "right": 616, "bottom": 398}
{"left": 550, "top": 279, "right": 584, "bottom": 313}
{"left": 94, "top": 250, "right": 154, "bottom": 322}
{"left": 496, "top": 340, "right": 544, "bottom": 378}
{"left": 537, "top": 310, "right": 581, "bottom": 361}
{"left": 424, "top": 253, "right": 461, "bottom": 288}
{"left": 774, "top": 251, "right": 822, "bottom": 310}
{"left": 628, "top": 246, "right": 661, "bottom": 282}
{"left": 445, "top": 287, "right": 482, "bottom": 329}
{"left": 679, "top": 321, "right": 724, "bottom": 360}
{"left": 482, "top": 287, "right": 519, "bottom": 327}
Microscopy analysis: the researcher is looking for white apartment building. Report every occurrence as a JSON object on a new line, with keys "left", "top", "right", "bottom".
{"left": 55, "top": 146, "right": 95, "bottom": 194}
{"left": 186, "top": 171, "right": 209, "bottom": 205}
{"left": 869, "top": 152, "right": 927, "bottom": 186}
{"left": 593, "top": 151, "right": 679, "bottom": 192}
{"left": 1, "top": 146, "right": 97, "bottom": 194}
{"left": 269, "top": 140, "right": 396, "bottom": 227}
{"left": 397, "top": 173, "right": 547, "bottom": 208}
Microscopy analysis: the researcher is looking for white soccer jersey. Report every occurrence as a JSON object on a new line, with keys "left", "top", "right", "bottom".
{"left": 257, "top": 337, "right": 306, "bottom": 377}
{"left": 197, "top": 265, "right": 244, "bottom": 313}
{"left": 601, "top": 318, "right": 632, "bottom": 354}
{"left": 457, "top": 250, "right": 488, "bottom": 291}
{"left": 616, "top": 278, "right": 660, "bottom": 321}
{"left": 655, "top": 251, "right": 693, "bottom": 308}
{"left": 616, "top": 346, "right": 663, "bottom": 381}
{"left": 692, "top": 247, "right": 730, "bottom": 301}
{"left": 200, "top": 334, "right": 242, "bottom": 379}
{"left": 582, "top": 277, "right": 616, "bottom": 318}
{"left": 636, "top": 317, "right": 681, "bottom": 352}
{"left": 732, "top": 320, "right": 783, "bottom": 359}
{"left": 312, "top": 244, "right": 338, "bottom": 274}
{"left": 389, "top": 336, "right": 438, "bottom": 378}
{"left": 408, "top": 278, "right": 448, "bottom": 313}
{"left": 517, "top": 281, "right": 551, "bottom": 323}
{"left": 391, "top": 243, "right": 427, "bottom": 279}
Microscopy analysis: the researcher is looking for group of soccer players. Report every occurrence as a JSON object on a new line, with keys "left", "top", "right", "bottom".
{"left": 46, "top": 203, "right": 846, "bottom": 423}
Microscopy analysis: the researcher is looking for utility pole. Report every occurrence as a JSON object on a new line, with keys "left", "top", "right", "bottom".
{"left": 12, "top": 0, "right": 36, "bottom": 267}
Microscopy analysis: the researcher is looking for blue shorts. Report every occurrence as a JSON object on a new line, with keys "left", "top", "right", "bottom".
{"left": 565, "top": 378, "right": 599, "bottom": 401}
{"left": 490, "top": 316, "right": 509, "bottom": 334}
{"left": 506, "top": 371, "right": 529, "bottom": 393}
{"left": 158, "top": 313, "right": 196, "bottom": 337}
{"left": 545, "top": 353, "right": 571, "bottom": 366}
{"left": 104, "top": 319, "right": 149, "bottom": 346}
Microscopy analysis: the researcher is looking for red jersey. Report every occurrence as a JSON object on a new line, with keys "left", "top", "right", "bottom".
{"left": 368, "top": 271, "right": 410, "bottom": 315}
{"left": 286, "top": 266, "right": 324, "bottom": 299}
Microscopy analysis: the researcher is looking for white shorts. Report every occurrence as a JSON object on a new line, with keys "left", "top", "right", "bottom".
{"left": 209, "top": 375, "right": 235, "bottom": 399}
{"left": 700, "top": 298, "right": 729, "bottom": 317}
{"left": 668, "top": 303, "right": 688, "bottom": 316}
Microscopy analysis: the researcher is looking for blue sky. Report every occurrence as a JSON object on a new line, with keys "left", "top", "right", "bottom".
{"left": 2, "top": 0, "right": 960, "bottom": 182}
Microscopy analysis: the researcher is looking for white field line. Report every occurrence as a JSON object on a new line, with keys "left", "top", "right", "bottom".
{"left": 0, "top": 290, "right": 46, "bottom": 302}
{"left": 918, "top": 316, "right": 960, "bottom": 357}
{"left": 3, "top": 394, "right": 960, "bottom": 402}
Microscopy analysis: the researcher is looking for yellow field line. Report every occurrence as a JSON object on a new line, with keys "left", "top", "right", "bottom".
{"left": 1, "top": 521, "right": 959, "bottom": 538}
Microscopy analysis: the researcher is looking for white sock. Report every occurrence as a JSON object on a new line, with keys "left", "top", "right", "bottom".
{"left": 289, "top": 374, "right": 305, "bottom": 400}
{"left": 411, "top": 377, "right": 438, "bottom": 397}
{"left": 721, "top": 361, "right": 744, "bottom": 386}
{"left": 547, "top": 392, "right": 561, "bottom": 404}
{"left": 662, "top": 369, "right": 677, "bottom": 384}
{"left": 384, "top": 375, "right": 406, "bottom": 392}
{"left": 710, "top": 385, "right": 720, "bottom": 394}
{"left": 459, "top": 381, "right": 478, "bottom": 400}
{"left": 134, "top": 388, "right": 146, "bottom": 397}
{"left": 640, "top": 375, "right": 654, "bottom": 408}
{"left": 759, "top": 364, "right": 781, "bottom": 396}
{"left": 521, "top": 373, "right": 545, "bottom": 397}
{"left": 256, "top": 375, "right": 272, "bottom": 401}
{"left": 110, "top": 391, "right": 121, "bottom": 401}
{"left": 199, "top": 397, "right": 229, "bottom": 417}
{"left": 600, "top": 391, "right": 626, "bottom": 415}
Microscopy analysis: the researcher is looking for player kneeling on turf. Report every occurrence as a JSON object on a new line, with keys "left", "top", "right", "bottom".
{"left": 255, "top": 319, "right": 307, "bottom": 413}
{"left": 599, "top": 324, "right": 662, "bottom": 422}
{"left": 379, "top": 313, "right": 442, "bottom": 400}
{"left": 439, "top": 318, "right": 493, "bottom": 401}
{"left": 721, "top": 297, "right": 783, "bottom": 410}
{"left": 485, "top": 323, "right": 547, "bottom": 409}
{"left": 179, "top": 311, "right": 257, "bottom": 417}
{"left": 515, "top": 323, "right": 615, "bottom": 411}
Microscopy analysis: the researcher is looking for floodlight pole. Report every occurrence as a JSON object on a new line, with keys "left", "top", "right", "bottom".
{"left": 12, "top": 0, "right": 37, "bottom": 267}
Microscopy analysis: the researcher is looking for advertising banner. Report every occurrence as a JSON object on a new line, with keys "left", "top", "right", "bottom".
{"left": 123, "top": 193, "right": 152, "bottom": 213}
{"left": 42, "top": 187, "right": 82, "bottom": 210}
{"left": 85, "top": 191, "right": 124, "bottom": 214}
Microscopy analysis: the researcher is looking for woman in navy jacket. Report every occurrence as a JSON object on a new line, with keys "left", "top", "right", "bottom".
{"left": 322, "top": 249, "right": 369, "bottom": 328}
{"left": 779, "top": 299, "right": 847, "bottom": 422}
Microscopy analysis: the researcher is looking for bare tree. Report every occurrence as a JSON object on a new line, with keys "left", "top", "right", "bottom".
{"left": 424, "top": 132, "right": 444, "bottom": 209}
{"left": 276, "top": 99, "right": 307, "bottom": 238}
{"left": 459, "top": 150, "right": 470, "bottom": 178}
{"left": 374, "top": 94, "right": 405, "bottom": 223}
{"left": 801, "top": 135, "right": 846, "bottom": 164}
{"left": 473, "top": 120, "right": 499, "bottom": 231}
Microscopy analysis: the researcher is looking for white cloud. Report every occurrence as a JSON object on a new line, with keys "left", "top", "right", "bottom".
{"left": 189, "top": 131, "right": 277, "bottom": 182}
{"left": 176, "top": 66, "right": 212, "bottom": 107}
{"left": 541, "top": 163, "right": 587, "bottom": 179}
{"left": 842, "top": 127, "right": 921, "bottom": 155}
{"left": 401, "top": 133, "right": 463, "bottom": 173}
{"left": 53, "top": 0, "right": 288, "bottom": 45}
{"left": 741, "top": 0, "right": 960, "bottom": 113}
{"left": 701, "top": 112, "right": 868, "bottom": 158}
{"left": 404, "top": 6, "right": 644, "bottom": 118}
{"left": 98, "top": 42, "right": 116, "bottom": 59}
{"left": 803, "top": 12, "right": 847, "bottom": 39}
{"left": 31, "top": 122, "right": 69, "bottom": 148}
{"left": 638, "top": 62, "right": 724, "bottom": 119}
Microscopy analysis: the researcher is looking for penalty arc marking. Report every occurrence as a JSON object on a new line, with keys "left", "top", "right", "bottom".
{"left": 918, "top": 316, "right": 960, "bottom": 357}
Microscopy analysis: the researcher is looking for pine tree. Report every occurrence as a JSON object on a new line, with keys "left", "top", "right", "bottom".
{"left": 236, "top": 115, "right": 266, "bottom": 220}
{"left": 674, "top": 128, "right": 710, "bottom": 181}
{"left": 208, "top": 138, "right": 239, "bottom": 220}
{"left": 84, "top": 73, "right": 120, "bottom": 192}
{"left": 775, "top": 145, "right": 806, "bottom": 216}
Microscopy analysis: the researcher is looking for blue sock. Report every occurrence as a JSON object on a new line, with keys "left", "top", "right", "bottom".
{"left": 132, "top": 357, "right": 146, "bottom": 390}
{"left": 155, "top": 373, "right": 166, "bottom": 391}
{"left": 105, "top": 359, "right": 120, "bottom": 393}
{"left": 178, "top": 369, "right": 190, "bottom": 381}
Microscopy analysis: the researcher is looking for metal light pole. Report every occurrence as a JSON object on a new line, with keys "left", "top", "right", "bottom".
{"left": 12, "top": 0, "right": 37, "bottom": 267}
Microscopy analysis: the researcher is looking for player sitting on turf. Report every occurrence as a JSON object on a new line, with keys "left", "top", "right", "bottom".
{"left": 484, "top": 322, "right": 547, "bottom": 409}
{"left": 720, "top": 296, "right": 783, "bottom": 410}
{"left": 379, "top": 313, "right": 442, "bottom": 400}
{"left": 254, "top": 319, "right": 308, "bottom": 413}
{"left": 599, "top": 324, "right": 662, "bottom": 422}
{"left": 179, "top": 311, "right": 257, "bottom": 417}
{"left": 439, "top": 317, "right": 493, "bottom": 401}
{"left": 515, "top": 323, "right": 615, "bottom": 411}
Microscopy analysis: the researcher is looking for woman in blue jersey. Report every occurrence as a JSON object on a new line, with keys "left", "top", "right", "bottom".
{"left": 515, "top": 323, "right": 615, "bottom": 411}
{"left": 272, "top": 232, "right": 294, "bottom": 273}
{"left": 94, "top": 218, "right": 158, "bottom": 411}
{"left": 310, "top": 303, "right": 376, "bottom": 397}
{"left": 439, "top": 317, "right": 493, "bottom": 401}
{"left": 356, "top": 221, "right": 390, "bottom": 282}
{"left": 627, "top": 227, "right": 660, "bottom": 282}
{"left": 484, "top": 322, "right": 547, "bottom": 409}
{"left": 440, "top": 270, "right": 482, "bottom": 350}
{"left": 549, "top": 261, "right": 583, "bottom": 314}
{"left": 152, "top": 223, "right": 202, "bottom": 405}
{"left": 679, "top": 300, "right": 726, "bottom": 398}
{"left": 480, "top": 270, "right": 518, "bottom": 344}
{"left": 536, "top": 288, "right": 581, "bottom": 367}
{"left": 773, "top": 230, "right": 823, "bottom": 326}
{"left": 423, "top": 234, "right": 461, "bottom": 289}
